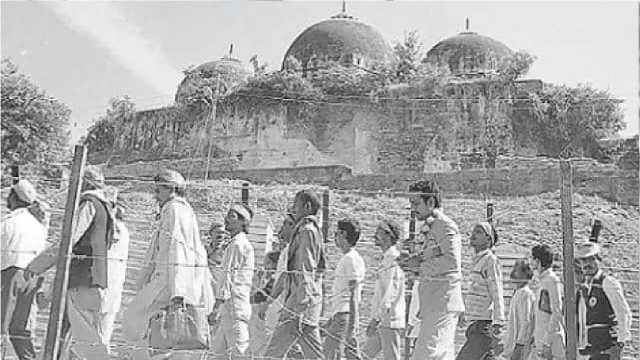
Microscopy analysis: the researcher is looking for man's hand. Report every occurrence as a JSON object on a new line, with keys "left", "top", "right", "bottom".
{"left": 457, "top": 313, "right": 466, "bottom": 329}
{"left": 602, "top": 342, "right": 624, "bottom": 360}
{"left": 541, "top": 344, "right": 553, "bottom": 360}
{"left": 36, "top": 291, "right": 50, "bottom": 310}
{"left": 366, "top": 319, "right": 379, "bottom": 337}
{"left": 257, "top": 303, "right": 269, "bottom": 321}
{"left": 510, "top": 344, "right": 524, "bottom": 360}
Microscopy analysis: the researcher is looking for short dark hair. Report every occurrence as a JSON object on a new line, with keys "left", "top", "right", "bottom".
{"left": 532, "top": 244, "right": 554, "bottom": 269}
{"left": 295, "top": 190, "right": 321, "bottom": 215}
{"left": 514, "top": 260, "right": 534, "bottom": 280}
{"left": 408, "top": 180, "right": 441, "bottom": 208}
{"left": 337, "top": 218, "right": 361, "bottom": 246}
{"left": 265, "top": 251, "right": 280, "bottom": 265}
{"left": 380, "top": 219, "right": 402, "bottom": 244}
{"left": 238, "top": 204, "right": 254, "bottom": 232}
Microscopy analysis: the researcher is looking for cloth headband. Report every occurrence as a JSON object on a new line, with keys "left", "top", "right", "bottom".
{"left": 478, "top": 221, "right": 494, "bottom": 245}
{"left": 230, "top": 204, "right": 252, "bottom": 222}
{"left": 379, "top": 221, "right": 400, "bottom": 240}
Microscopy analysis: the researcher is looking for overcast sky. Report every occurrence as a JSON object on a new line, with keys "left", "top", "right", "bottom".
{"left": 2, "top": 1, "right": 638, "bottom": 142}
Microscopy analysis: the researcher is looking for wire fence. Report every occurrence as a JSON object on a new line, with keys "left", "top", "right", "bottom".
{"left": 1, "top": 167, "right": 638, "bottom": 360}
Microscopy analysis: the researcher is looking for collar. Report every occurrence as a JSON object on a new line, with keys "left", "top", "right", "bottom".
{"left": 384, "top": 245, "right": 399, "bottom": 258}
{"left": 3, "top": 207, "right": 29, "bottom": 220}
{"left": 586, "top": 269, "right": 604, "bottom": 287}
{"left": 83, "top": 189, "right": 106, "bottom": 202}
{"left": 472, "top": 248, "right": 492, "bottom": 262}
{"left": 232, "top": 231, "right": 248, "bottom": 243}
{"left": 539, "top": 268, "right": 554, "bottom": 280}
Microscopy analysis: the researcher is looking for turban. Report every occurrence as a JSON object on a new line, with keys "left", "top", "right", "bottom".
{"left": 84, "top": 165, "right": 105, "bottom": 189}
{"left": 477, "top": 221, "right": 495, "bottom": 246}
{"left": 154, "top": 169, "right": 186, "bottom": 189}
{"left": 575, "top": 241, "right": 600, "bottom": 259}
{"left": 12, "top": 180, "right": 38, "bottom": 203}
{"left": 230, "top": 204, "right": 253, "bottom": 222}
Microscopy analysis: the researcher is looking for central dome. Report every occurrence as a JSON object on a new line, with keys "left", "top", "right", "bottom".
{"left": 282, "top": 11, "right": 393, "bottom": 72}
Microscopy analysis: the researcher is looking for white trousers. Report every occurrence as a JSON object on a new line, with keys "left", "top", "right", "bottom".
{"left": 411, "top": 311, "right": 459, "bottom": 360}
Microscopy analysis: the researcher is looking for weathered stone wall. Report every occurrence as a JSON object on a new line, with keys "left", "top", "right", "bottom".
{"left": 93, "top": 79, "right": 548, "bottom": 174}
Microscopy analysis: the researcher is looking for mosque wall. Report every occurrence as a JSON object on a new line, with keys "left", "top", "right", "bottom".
{"left": 92, "top": 80, "right": 544, "bottom": 174}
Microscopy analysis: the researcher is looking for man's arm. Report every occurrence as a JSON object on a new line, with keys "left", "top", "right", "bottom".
{"left": 216, "top": 242, "right": 241, "bottom": 302}
{"left": 291, "top": 228, "right": 320, "bottom": 313}
{"left": 487, "top": 256, "right": 506, "bottom": 324}
{"left": 27, "top": 201, "right": 94, "bottom": 274}
{"left": 515, "top": 291, "right": 534, "bottom": 345}
{"left": 603, "top": 276, "right": 632, "bottom": 343}
{"left": 347, "top": 279, "right": 359, "bottom": 336}
{"left": 542, "top": 277, "right": 563, "bottom": 346}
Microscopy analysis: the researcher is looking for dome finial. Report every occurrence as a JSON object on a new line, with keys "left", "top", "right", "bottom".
{"left": 342, "top": 0, "right": 347, "bottom": 13}
{"left": 229, "top": 43, "right": 234, "bottom": 57}
{"left": 465, "top": 18, "right": 470, "bottom": 31}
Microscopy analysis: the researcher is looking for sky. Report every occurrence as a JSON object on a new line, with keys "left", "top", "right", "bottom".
{"left": 2, "top": 1, "right": 638, "bottom": 143}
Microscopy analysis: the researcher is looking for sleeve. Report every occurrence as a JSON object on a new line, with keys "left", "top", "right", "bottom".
{"left": 543, "top": 277, "right": 564, "bottom": 345}
{"left": 291, "top": 228, "right": 320, "bottom": 311}
{"left": 408, "top": 282, "right": 421, "bottom": 327}
{"left": 603, "top": 277, "right": 632, "bottom": 343}
{"left": 1, "top": 217, "right": 14, "bottom": 256}
{"left": 27, "top": 201, "right": 95, "bottom": 274}
{"left": 487, "top": 256, "right": 506, "bottom": 323}
{"left": 514, "top": 290, "right": 534, "bottom": 345}
{"left": 217, "top": 242, "right": 242, "bottom": 301}
{"left": 380, "top": 263, "right": 403, "bottom": 313}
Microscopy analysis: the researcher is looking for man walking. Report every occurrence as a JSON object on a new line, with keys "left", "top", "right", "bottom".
{"left": 575, "top": 241, "right": 631, "bottom": 360}
{"left": 399, "top": 180, "right": 464, "bottom": 360}
{"left": 1, "top": 180, "right": 48, "bottom": 360}
{"left": 363, "top": 219, "right": 406, "bottom": 360}
{"left": 263, "top": 190, "right": 326, "bottom": 359}
{"left": 28, "top": 166, "right": 117, "bottom": 359}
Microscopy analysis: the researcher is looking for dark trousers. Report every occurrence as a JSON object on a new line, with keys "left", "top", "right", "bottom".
{"left": 323, "top": 312, "right": 361, "bottom": 360}
{"left": 456, "top": 320, "right": 502, "bottom": 360}
{"left": 1, "top": 267, "right": 43, "bottom": 360}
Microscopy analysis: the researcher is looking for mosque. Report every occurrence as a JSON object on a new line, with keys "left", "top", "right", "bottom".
{"left": 92, "top": 4, "right": 547, "bottom": 175}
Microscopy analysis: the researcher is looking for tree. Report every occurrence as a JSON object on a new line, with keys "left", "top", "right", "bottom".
{"left": 84, "top": 96, "right": 136, "bottom": 154}
{"left": 528, "top": 83, "right": 624, "bottom": 157}
{"left": 392, "top": 30, "right": 424, "bottom": 83}
{"left": 1, "top": 58, "right": 71, "bottom": 182}
{"left": 495, "top": 51, "right": 536, "bottom": 81}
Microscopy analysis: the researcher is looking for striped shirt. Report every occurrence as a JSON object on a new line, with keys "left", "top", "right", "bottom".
{"left": 464, "top": 249, "right": 505, "bottom": 323}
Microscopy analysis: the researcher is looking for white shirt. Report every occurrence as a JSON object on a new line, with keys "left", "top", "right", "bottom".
{"left": 503, "top": 285, "right": 535, "bottom": 356}
{"left": 370, "top": 245, "right": 406, "bottom": 329}
{"left": 330, "top": 248, "right": 366, "bottom": 315}
{"left": 1, "top": 208, "right": 47, "bottom": 270}
{"left": 218, "top": 231, "right": 255, "bottom": 322}
{"left": 407, "top": 281, "right": 421, "bottom": 338}
{"left": 103, "top": 220, "right": 130, "bottom": 313}
{"left": 533, "top": 268, "right": 564, "bottom": 346}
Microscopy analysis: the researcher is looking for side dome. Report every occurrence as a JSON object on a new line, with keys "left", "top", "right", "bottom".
{"left": 175, "top": 55, "right": 251, "bottom": 105}
{"left": 282, "top": 11, "right": 393, "bottom": 72}
{"left": 425, "top": 31, "right": 513, "bottom": 77}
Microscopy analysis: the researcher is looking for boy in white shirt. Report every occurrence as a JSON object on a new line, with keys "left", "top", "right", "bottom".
{"left": 363, "top": 219, "right": 406, "bottom": 360}
{"left": 503, "top": 260, "right": 535, "bottom": 360}
{"left": 323, "top": 218, "right": 366, "bottom": 360}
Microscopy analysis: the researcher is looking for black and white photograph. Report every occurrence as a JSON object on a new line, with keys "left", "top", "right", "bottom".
{"left": 1, "top": 1, "right": 638, "bottom": 360}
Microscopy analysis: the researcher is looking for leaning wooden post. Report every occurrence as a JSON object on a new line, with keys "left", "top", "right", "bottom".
{"left": 322, "top": 190, "right": 330, "bottom": 243}
{"left": 241, "top": 182, "right": 249, "bottom": 205}
{"left": 560, "top": 160, "right": 577, "bottom": 360}
{"left": 486, "top": 202, "right": 494, "bottom": 224}
{"left": 404, "top": 210, "right": 417, "bottom": 360}
{"left": 42, "top": 145, "right": 87, "bottom": 360}
{"left": 321, "top": 190, "right": 330, "bottom": 318}
{"left": 10, "top": 165, "right": 19, "bottom": 184}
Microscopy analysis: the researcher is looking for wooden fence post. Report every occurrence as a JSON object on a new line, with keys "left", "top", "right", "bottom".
{"left": 404, "top": 210, "right": 417, "bottom": 360}
{"left": 241, "top": 182, "right": 249, "bottom": 205}
{"left": 589, "top": 219, "right": 602, "bottom": 243}
{"left": 322, "top": 190, "right": 330, "bottom": 243}
{"left": 486, "top": 202, "right": 494, "bottom": 224}
{"left": 560, "top": 160, "right": 577, "bottom": 360}
{"left": 11, "top": 165, "right": 19, "bottom": 184}
{"left": 42, "top": 145, "right": 87, "bottom": 360}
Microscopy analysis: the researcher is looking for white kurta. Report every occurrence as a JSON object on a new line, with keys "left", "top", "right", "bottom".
{"left": 123, "top": 196, "right": 214, "bottom": 342}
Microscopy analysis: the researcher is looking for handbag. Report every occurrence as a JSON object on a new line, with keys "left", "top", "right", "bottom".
{"left": 148, "top": 302, "right": 210, "bottom": 351}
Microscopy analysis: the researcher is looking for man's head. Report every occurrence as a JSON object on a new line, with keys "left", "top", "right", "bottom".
{"left": 510, "top": 259, "right": 534, "bottom": 282}
{"left": 291, "top": 190, "right": 320, "bottom": 221}
{"left": 574, "top": 242, "right": 601, "bottom": 277}
{"left": 153, "top": 169, "right": 186, "bottom": 205}
{"left": 264, "top": 251, "right": 280, "bottom": 271}
{"left": 82, "top": 166, "right": 105, "bottom": 192}
{"left": 7, "top": 180, "right": 37, "bottom": 210}
{"left": 335, "top": 218, "right": 360, "bottom": 253}
{"left": 531, "top": 244, "right": 554, "bottom": 272}
{"left": 470, "top": 222, "right": 498, "bottom": 251}
{"left": 408, "top": 180, "right": 441, "bottom": 220}
{"left": 225, "top": 203, "right": 253, "bottom": 236}
{"left": 277, "top": 213, "right": 297, "bottom": 245}
{"left": 374, "top": 219, "right": 402, "bottom": 251}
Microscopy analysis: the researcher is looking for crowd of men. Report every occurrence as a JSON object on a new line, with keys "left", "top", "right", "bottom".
{"left": 0, "top": 167, "right": 634, "bottom": 360}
